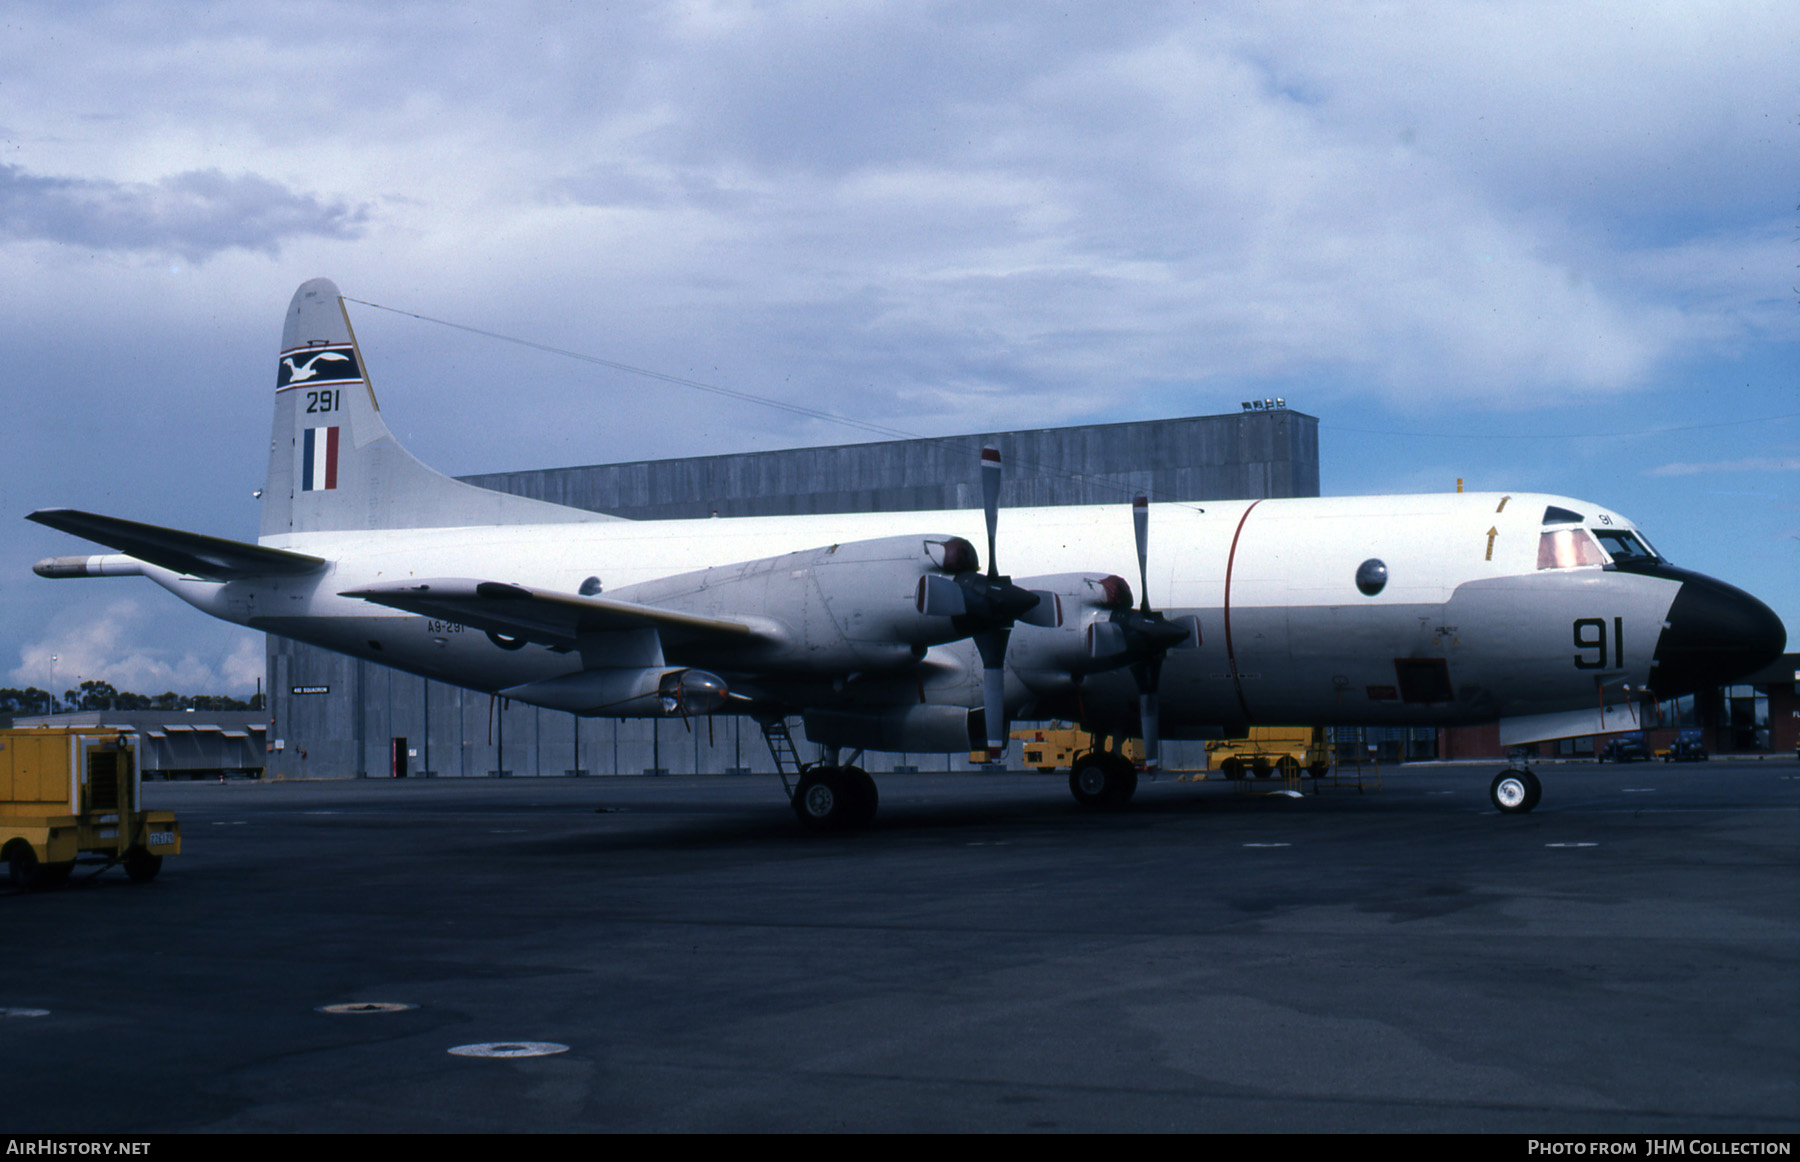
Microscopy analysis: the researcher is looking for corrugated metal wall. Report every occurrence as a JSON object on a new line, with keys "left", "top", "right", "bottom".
{"left": 461, "top": 411, "right": 1317, "bottom": 519}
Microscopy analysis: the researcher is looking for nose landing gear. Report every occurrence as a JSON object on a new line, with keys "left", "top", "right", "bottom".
{"left": 1490, "top": 767, "right": 1542, "bottom": 813}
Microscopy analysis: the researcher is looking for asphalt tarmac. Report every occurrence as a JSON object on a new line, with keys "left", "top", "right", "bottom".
{"left": 4, "top": 758, "right": 1797, "bottom": 1134}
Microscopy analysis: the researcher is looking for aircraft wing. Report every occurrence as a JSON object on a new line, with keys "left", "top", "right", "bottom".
{"left": 341, "top": 578, "right": 764, "bottom": 651}
{"left": 28, "top": 508, "right": 328, "bottom": 581}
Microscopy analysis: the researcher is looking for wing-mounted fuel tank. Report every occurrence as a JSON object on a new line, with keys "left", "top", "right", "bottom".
{"left": 609, "top": 533, "right": 1005, "bottom": 677}
{"left": 501, "top": 655, "right": 732, "bottom": 718}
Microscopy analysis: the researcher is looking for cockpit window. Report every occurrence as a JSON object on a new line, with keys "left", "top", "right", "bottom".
{"left": 1543, "top": 505, "right": 1585, "bottom": 525}
{"left": 1593, "top": 529, "right": 1659, "bottom": 563}
{"left": 1537, "top": 528, "right": 1606, "bottom": 570}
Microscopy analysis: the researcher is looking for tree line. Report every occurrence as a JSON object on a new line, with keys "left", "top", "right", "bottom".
{"left": 0, "top": 680, "right": 264, "bottom": 715}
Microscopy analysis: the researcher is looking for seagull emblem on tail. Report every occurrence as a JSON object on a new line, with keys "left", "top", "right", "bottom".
{"left": 282, "top": 351, "right": 350, "bottom": 383}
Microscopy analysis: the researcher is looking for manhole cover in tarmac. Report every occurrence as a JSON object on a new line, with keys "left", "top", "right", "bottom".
{"left": 316, "top": 1002, "right": 419, "bottom": 1014}
{"left": 1, "top": 1008, "right": 50, "bottom": 1019}
{"left": 448, "top": 1042, "right": 570, "bottom": 1058}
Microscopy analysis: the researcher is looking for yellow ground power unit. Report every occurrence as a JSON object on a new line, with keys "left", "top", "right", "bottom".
{"left": 1204, "top": 726, "right": 1333, "bottom": 780}
{"left": 1, "top": 727, "right": 180, "bottom": 889}
{"left": 1013, "top": 727, "right": 1143, "bottom": 773}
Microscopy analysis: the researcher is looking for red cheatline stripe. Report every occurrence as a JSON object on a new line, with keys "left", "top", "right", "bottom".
{"left": 1223, "top": 499, "right": 1263, "bottom": 723}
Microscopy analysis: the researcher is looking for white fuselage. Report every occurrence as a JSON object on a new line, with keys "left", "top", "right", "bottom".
{"left": 143, "top": 490, "right": 1679, "bottom": 736}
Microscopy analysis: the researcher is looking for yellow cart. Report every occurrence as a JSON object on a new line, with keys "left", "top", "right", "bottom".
{"left": 2, "top": 727, "right": 180, "bottom": 890}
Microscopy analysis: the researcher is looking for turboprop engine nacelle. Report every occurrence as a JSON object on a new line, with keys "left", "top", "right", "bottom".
{"left": 612, "top": 534, "right": 994, "bottom": 676}
{"left": 1009, "top": 572, "right": 1201, "bottom": 695}
{"left": 1008, "top": 572, "right": 1134, "bottom": 696}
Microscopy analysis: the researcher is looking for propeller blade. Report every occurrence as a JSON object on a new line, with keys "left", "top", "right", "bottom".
{"left": 917, "top": 574, "right": 967, "bottom": 617}
{"left": 1139, "top": 690, "right": 1160, "bottom": 770}
{"left": 983, "top": 666, "right": 1009, "bottom": 754}
{"left": 974, "top": 626, "right": 1011, "bottom": 755}
{"left": 982, "top": 446, "right": 1002, "bottom": 577}
{"left": 1087, "top": 619, "right": 1127, "bottom": 661}
{"left": 1134, "top": 655, "right": 1164, "bottom": 772}
{"left": 1133, "top": 495, "right": 1151, "bottom": 613}
{"left": 1018, "top": 589, "right": 1061, "bottom": 628}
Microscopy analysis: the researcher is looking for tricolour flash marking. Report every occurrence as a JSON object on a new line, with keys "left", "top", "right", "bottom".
{"left": 302, "top": 426, "right": 340, "bottom": 491}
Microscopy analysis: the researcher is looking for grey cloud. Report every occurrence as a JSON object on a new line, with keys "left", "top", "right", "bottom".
{"left": 0, "top": 164, "right": 366, "bottom": 260}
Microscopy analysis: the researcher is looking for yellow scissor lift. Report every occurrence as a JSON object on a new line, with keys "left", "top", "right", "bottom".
{"left": 1, "top": 727, "right": 181, "bottom": 890}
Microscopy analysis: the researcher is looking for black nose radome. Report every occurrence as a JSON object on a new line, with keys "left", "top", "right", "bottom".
{"left": 1651, "top": 568, "right": 1787, "bottom": 697}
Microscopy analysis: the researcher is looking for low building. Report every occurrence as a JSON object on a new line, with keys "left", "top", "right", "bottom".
{"left": 9, "top": 711, "right": 269, "bottom": 779}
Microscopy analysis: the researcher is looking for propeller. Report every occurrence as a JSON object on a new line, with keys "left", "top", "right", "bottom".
{"left": 1096, "top": 497, "right": 1199, "bottom": 771}
{"left": 914, "top": 446, "right": 1056, "bottom": 757}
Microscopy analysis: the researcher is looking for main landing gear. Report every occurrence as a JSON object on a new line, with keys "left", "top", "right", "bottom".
{"left": 1068, "top": 747, "right": 1138, "bottom": 810}
{"left": 1490, "top": 766, "right": 1542, "bottom": 814}
{"left": 791, "top": 764, "right": 879, "bottom": 832}
{"left": 761, "top": 719, "right": 882, "bottom": 832}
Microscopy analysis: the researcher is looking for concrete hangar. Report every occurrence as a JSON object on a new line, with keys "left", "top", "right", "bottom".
{"left": 264, "top": 406, "right": 1332, "bottom": 779}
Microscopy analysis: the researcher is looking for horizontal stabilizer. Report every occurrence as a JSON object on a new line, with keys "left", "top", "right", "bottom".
{"left": 341, "top": 578, "right": 762, "bottom": 650}
{"left": 28, "top": 508, "right": 327, "bottom": 581}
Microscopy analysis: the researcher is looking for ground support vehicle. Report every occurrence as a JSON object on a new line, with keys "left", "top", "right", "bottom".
{"left": 1, "top": 728, "right": 180, "bottom": 889}
{"left": 1205, "top": 727, "right": 1333, "bottom": 782}
{"left": 1660, "top": 730, "right": 1709, "bottom": 762}
{"left": 1598, "top": 732, "right": 1650, "bottom": 763}
{"left": 1015, "top": 727, "right": 1143, "bottom": 773}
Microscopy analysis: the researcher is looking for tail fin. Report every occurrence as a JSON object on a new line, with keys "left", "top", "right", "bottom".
{"left": 262, "top": 278, "right": 612, "bottom": 536}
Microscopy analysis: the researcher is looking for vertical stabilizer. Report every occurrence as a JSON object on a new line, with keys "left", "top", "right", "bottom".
{"left": 262, "top": 279, "right": 611, "bottom": 536}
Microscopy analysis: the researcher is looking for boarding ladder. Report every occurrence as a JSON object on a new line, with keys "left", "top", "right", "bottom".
{"left": 760, "top": 718, "right": 808, "bottom": 797}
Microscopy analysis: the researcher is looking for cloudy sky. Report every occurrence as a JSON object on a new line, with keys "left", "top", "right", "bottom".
{"left": 3, "top": 1, "right": 1795, "bottom": 698}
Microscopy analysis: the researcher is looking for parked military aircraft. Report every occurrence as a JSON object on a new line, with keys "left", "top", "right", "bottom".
{"left": 30, "top": 279, "right": 1787, "bottom": 828}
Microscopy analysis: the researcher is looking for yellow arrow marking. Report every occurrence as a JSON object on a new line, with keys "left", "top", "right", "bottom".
{"left": 1485, "top": 527, "right": 1499, "bottom": 560}
{"left": 1495, "top": 495, "right": 1511, "bottom": 513}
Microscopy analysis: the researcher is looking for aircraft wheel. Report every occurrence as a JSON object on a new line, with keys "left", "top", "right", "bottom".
{"left": 840, "top": 766, "right": 879, "bottom": 829}
{"left": 1069, "top": 755, "right": 1112, "bottom": 808}
{"left": 124, "top": 847, "right": 163, "bottom": 883}
{"left": 1490, "top": 768, "right": 1542, "bottom": 814}
{"left": 1103, "top": 753, "right": 1138, "bottom": 806}
{"left": 6, "top": 845, "right": 42, "bottom": 892}
{"left": 793, "top": 767, "right": 852, "bottom": 832}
